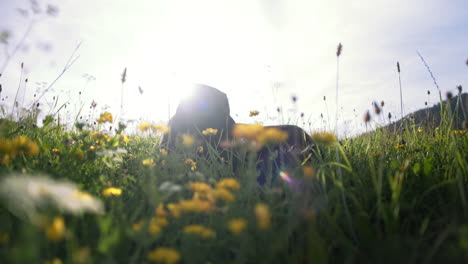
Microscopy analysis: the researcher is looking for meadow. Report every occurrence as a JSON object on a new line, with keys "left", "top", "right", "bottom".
{"left": 0, "top": 81, "right": 467, "bottom": 264}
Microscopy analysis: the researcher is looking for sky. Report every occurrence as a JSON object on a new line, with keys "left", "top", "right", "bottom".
{"left": 0, "top": 0, "right": 467, "bottom": 136}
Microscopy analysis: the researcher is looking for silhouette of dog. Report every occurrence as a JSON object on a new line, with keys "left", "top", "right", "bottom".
{"left": 160, "top": 84, "right": 235, "bottom": 155}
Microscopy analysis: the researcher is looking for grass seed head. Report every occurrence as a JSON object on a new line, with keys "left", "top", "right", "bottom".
{"left": 336, "top": 43, "right": 342, "bottom": 57}
{"left": 364, "top": 110, "right": 371, "bottom": 123}
{"left": 397, "top": 62, "right": 400, "bottom": 73}
{"left": 446, "top": 91, "right": 453, "bottom": 100}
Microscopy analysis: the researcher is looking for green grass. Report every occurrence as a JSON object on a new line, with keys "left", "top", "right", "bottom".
{"left": 0, "top": 103, "right": 467, "bottom": 264}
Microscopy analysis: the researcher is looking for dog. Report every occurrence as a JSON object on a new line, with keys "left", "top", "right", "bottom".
{"left": 160, "top": 84, "right": 315, "bottom": 184}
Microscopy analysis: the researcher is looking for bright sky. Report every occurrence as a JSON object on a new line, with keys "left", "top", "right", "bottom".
{"left": 1, "top": 0, "right": 467, "bottom": 136}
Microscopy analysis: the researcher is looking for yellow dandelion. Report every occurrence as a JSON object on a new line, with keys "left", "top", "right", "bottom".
{"left": 72, "top": 247, "right": 91, "bottom": 264}
{"left": 147, "top": 247, "right": 180, "bottom": 264}
{"left": 137, "top": 122, "right": 151, "bottom": 132}
{"left": 43, "top": 258, "right": 63, "bottom": 264}
{"left": 148, "top": 222, "right": 162, "bottom": 236}
{"left": 132, "top": 221, "right": 144, "bottom": 231}
{"left": 89, "top": 145, "right": 96, "bottom": 151}
{"left": 212, "top": 188, "right": 235, "bottom": 202}
{"left": 185, "top": 159, "right": 197, "bottom": 171}
{"left": 256, "top": 128, "right": 288, "bottom": 144}
{"left": 232, "top": 124, "right": 264, "bottom": 140}
{"left": 202, "top": 128, "right": 218, "bottom": 136}
{"left": 303, "top": 165, "right": 315, "bottom": 179}
{"left": 189, "top": 182, "right": 212, "bottom": 193}
{"left": 394, "top": 144, "right": 404, "bottom": 150}
{"left": 52, "top": 148, "right": 60, "bottom": 154}
{"left": 216, "top": 178, "right": 240, "bottom": 191}
{"left": 311, "top": 131, "right": 337, "bottom": 146}
{"left": 197, "top": 146, "right": 204, "bottom": 153}
{"left": 142, "top": 158, "right": 156, "bottom": 167}
{"left": 151, "top": 124, "right": 170, "bottom": 134}
{"left": 156, "top": 204, "right": 169, "bottom": 217}
{"left": 160, "top": 149, "right": 168, "bottom": 156}
{"left": 183, "top": 225, "right": 216, "bottom": 239}
{"left": 167, "top": 203, "right": 182, "bottom": 218}
{"left": 45, "top": 216, "right": 65, "bottom": 242}
{"left": 181, "top": 134, "right": 195, "bottom": 147}
{"left": 151, "top": 216, "right": 169, "bottom": 228}
{"left": 102, "top": 187, "right": 122, "bottom": 197}
{"left": 120, "top": 134, "right": 130, "bottom": 143}
{"left": 249, "top": 110, "right": 260, "bottom": 117}
{"left": 227, "top": 218, "right": 247, "bottom": 235}
{"left": 417, "top": 128, "right": 423, "bottom": 133}
{"left": 179, "top": 199, "right": 213, "bottom": 213}
{"left": 96, "top": 112, "right": 113, "bottom": 124}
{"left": 26, "top": 140, "right": 39, "bottom": 156}
{"left": 255, "top": 203, "right": 271, "bottom": 230}
{"left": 454, "top": 130, "right": 466, "bottom": 135}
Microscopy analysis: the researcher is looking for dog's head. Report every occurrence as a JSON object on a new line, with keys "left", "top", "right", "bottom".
{"left": 161, "top": 84, "right": 236, "bottom": 150}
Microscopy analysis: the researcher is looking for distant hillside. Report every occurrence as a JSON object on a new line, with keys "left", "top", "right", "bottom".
{"left": 385, "top": 92, "right": 468, "bottom": 131}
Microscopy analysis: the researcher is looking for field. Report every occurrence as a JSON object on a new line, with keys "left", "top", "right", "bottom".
{"left": 0, "top": 91, "right": 467, "bottom": 264}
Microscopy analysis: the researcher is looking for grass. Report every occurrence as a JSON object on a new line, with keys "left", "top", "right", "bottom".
{"left": 0, "top": 91, "right": 467, "bottom": 264}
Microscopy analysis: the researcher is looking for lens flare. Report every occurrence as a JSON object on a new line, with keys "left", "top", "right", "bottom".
{"left": 279, "top": 171, "right": 292, "bottom": 183}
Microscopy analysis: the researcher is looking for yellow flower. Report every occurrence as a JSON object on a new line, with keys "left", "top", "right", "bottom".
{"left": 311, "top": 132, "right": 337, "bottom": 146}
{"left": 137, "top": 122, "right": 151, "bottom": 132}
{"left": 148, "top": 222, "right": 162, "bottom": 235}
{"left": 185, "top": 159, "right": 197, "bottom": 171}
{"left": 179, "top": 199, "right": 213, "bottom": 213}
{"left": 417, "top": 128, "right": 423, "bottom": 133}
{"left": 228, "top": 218, "right": 247, "bottom": 235}
{"left": 147, "top": 248, "right": 180, "bottom": 264}
{"left": 151, "top": 217, "right": 169, "bottom": 228}
{"left": 120, "top": 134, "right": 130, "bottom": 143}
{"left": 249, "top": 110, "right": 260, "bottom": 117}
{"left": 189, "top": 182, "right": 212, "bottom": 193}
{"left": 89, "top": 145, "right": 96, "bottom": 151}
{"left": 255, "top": 203, "right": 271, "bottom": 229}
{"left": 256, "top": 128, "right": 288, "bottom": 144}
{"left": 156, "top": 204, "right": 169, "bottom": 217}
{"left": 45, "top": 216, "right": 65, "bottom": 241}
{"left": 132, "top": 221, "right": 144, "bottom": 231}
{"left": 167, "top": 203, "right": 182, "bottom": 218}
{"left": 102, "top": 187, "right": 122, "bottom": 197}
{"left": 26, "top": 140, "right": 39, "bottom": 156}
{"left": 216, "top": 178, "right": 240, "bottom": 191}
{"left": 72, "top": 247, "right": 90, "bottom": 264}
{"left": 212, "top": 188, "right": 235, "bottom": 202}
{"left": 303, "top": 166, "right": 315, "bottom": 179}
{"left": 183, "top": 225, "right": 216, "bottom": 239}
{"left": 181, "top": 134, "right": 195, "bottom": 147}
{"left": 202, "top": 128, "right": 218, "bottom": 136}
{"left": 232, "top": 124, "right": 264, "bottom": 140}
{"left": 394, "top": 144, "right": 404, "bottom": 150}
{"left": 142, "top": 158, "right": 156, "bottom": 167}
{"left": 197, "top": 146, "right": 204, "bottom": 153}
{"left": 151, "top": 124, "right": 170, "bottom": 134}
{"left": 160, "top": 149, "right": 168, "bottom": 156}
{"left": 52, "top": 148, "right": 60, "bottom": 154}
{"left": 43, "top": 258, "right": 63, "bottom": 264}
{"left": 96, "top": 112, "right": 113, "bottom": 123}
{"left": 454, "top": 130, "right": 466, "bottom": 135}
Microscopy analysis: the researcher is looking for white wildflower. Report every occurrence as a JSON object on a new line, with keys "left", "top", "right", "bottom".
{"left": 0, "top": 174, "right": 103, "bottom": 223}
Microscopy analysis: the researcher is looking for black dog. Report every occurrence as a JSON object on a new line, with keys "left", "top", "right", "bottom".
{"left": 160, "top": 84, "right": 315, "bottom": 184}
